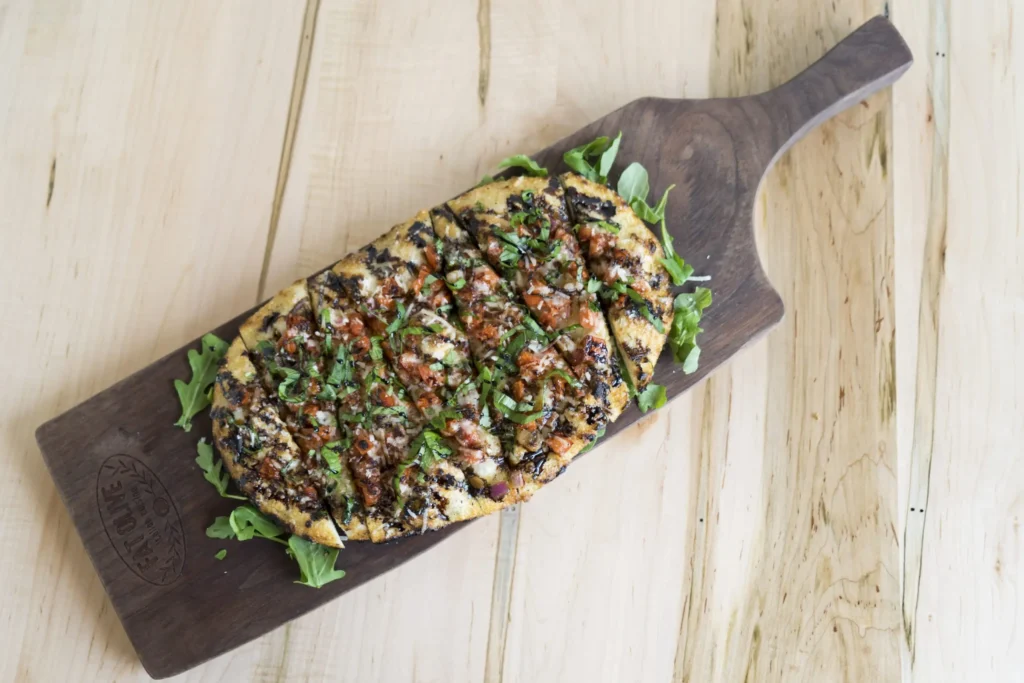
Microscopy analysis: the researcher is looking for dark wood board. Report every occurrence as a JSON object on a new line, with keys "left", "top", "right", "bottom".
{"left": 35, "top": 16, "right": 911, "bottom": 679}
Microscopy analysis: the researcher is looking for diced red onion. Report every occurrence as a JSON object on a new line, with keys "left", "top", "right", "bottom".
{"left": 489, "top": 481, "right": 509, "bottom": 500}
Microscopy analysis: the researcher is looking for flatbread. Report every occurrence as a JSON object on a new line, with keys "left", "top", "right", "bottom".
{"left": 561, "top": 173, "right": 674, "bottom": 389}
{"left": 431, "top": 206, "right": 603, "bottom": 476}
{"left": 328, "top": 212, "right": 524, "bottom": 538}
{"left": 236, "top": 280, "right": 369, "bottom": 540}
{"left": 447, "top": 177, "right": 631, "bottom": 423}
{"left": 211, "top": 337, "right": 347, "bottom": 547}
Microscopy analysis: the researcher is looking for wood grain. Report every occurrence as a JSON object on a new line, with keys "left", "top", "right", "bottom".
{"left": 896, "top": 0, "right": 1024, "bottom": 680}
{"left": 5, "top": 1, "right": 1019, "bottom": 682}
{"left": 30, "top": 10, "right": 911, "bottom": 678}
{"left": 0, "top": 2, "right": 306, "bottom": 681}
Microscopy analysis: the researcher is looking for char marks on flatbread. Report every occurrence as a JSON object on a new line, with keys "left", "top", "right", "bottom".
{"left": 561, "top": 172, "right": 673, "bottom": 390}
{"left": 447, "top": 177, "right": 631, "bottom": 423}
{"left": 211, "top": 338, "right": 347, "bottom": 546}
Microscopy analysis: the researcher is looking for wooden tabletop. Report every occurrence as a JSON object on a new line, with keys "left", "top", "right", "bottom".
{"left": 1, "top": 1, "right": 1019, "bottom": 681}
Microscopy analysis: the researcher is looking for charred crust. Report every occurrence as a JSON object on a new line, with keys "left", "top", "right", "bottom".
{"left": 565, "top": 186, "right": 616, "bottom": 221}
{"left": 408, "top": 220, "right": 435, "bottom": 247}
{"left": 260, "top": 311, "right": 280, "bottom": 332}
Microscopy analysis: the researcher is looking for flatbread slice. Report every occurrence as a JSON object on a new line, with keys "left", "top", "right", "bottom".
{"left": 211, "top": 337, "right": 347, "bottom": 547}
{"left": 236, "top": 280, "right": 368, "bottom": 540}
{"left": 310, "top": 268, "right": 462, "bottom": 543}
{"left": 447, "top": 177, "right": 631, "bottom": 422}
{"left": 330, "top": 212, "right": 522, "bottom": 533}
{"left": 431, "top": 206, "right": 603, "bottom": 480}
{"left": 561, "top": 172, "right": 674, "bottom": 389}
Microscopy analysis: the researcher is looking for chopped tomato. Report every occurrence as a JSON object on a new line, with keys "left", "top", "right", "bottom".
{"left": 350, "top": 335, "right": 370, "bottom": 356}
{"left": 411, "top": 265, "right": 431, "bottom": 295}
{"left": 522, "top": 292, "right": 542, "bottom": 309}
{"left": 580, "top": 306, "right": 600, "bottom": 330}
{"left": 546, "top": 435, "right": 573, "bottom": 455}
{"left": 475, "top": 267, "right": 499, "bottom": 288}
{"left": 457, "top": 448, "right": 484, "bottom": 466}
{"left": 259, "top": 458, "right": 279, "bottom": 480}
{"left": 424, "top": 244, "right": 439, "bottom": 270}
{"left": 346, "top": 316, "right": 364, "bottom": 336}
{"left": 511, "top": 379, "right": 526, "bottom": 401}
{"left": 375, "top": 386, "right": 397, "bottom": 407}
{"left": 415, "top": 393, "right": 441, "bottom": 411}
{"left": 284, "top": 341, "right": 297, "bottom": 355}
{"left": 477, "top": 323, "right": 499, "bottom": 341}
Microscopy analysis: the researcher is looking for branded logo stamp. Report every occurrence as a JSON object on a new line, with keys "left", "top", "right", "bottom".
{"left": 96, "top": 454, "right": 185, "bottom": 585}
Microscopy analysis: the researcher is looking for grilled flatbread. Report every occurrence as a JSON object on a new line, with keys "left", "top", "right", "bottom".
{"left": 331, "top": 212, "right": 522, "bottom": 532}
{"left": 431, "top": 206, "right": 603, "bottom": 480}
{"left": 211, "top": 338, "right": 346, "bottom": 547}
{"left": 236, "top": 281, "right": 369, "bottom": 540}
{"left": 561, "top": 173, "right": 673, "bottom": 389}
{"left": 447, "top": 177, "right": 631, "bottom": 423}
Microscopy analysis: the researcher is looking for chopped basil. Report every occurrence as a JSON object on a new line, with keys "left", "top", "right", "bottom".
{"left": 320, "top": 441, "right": 343, "bottom": 473}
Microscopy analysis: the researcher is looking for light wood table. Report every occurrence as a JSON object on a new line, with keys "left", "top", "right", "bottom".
{"left": 1, "top": 1, "right": 1019, "bottom": 681}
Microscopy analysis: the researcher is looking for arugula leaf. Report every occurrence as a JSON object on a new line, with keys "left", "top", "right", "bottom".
{"left": 598, "top": 132, "right": 622, "bottom": 180}
{"left": 564, "top": 132, "right": 622, "bottom": 183}
{"left": 658, "top": 218, "right": 695, "bottom": 285}
{"left": 477, "top": 174, "right": 495, "bottom": 187}
{"left": 617, "top": 162, "right": 650, "bottom": 205}
{"left": 631, "top": 184, "right": 675, "bottom": 223}
{"left": 497, "top": 154, "right": 548, "bottom": 177}
{"left": 173, "top": 333, "right": 229, "bottom": 431}
{"left": 637, "top": 383, "right": 667, "bottom": 413}
{"left": 195, "top": 438, "right": 246, "bottom": 500}
{"left": 668, "top": 288, "right": 712, "bottom": 374}
{"left": 618, "top": 162, "right": 675, "bottom": 223}
{"left": 205, "top": 516, "right": 235, "bottom": 539}
{"left": 287, "top": 536, "right": 346, "bottom": 588}
{"left": 215, "top": 549, "right": 227, "bottom": 560}
{"left": 223, "top": 504, "right": 288, "bottom": 544}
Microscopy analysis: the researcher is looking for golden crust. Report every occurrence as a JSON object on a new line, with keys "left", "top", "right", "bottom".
{"left": 238, "top": 279, "right": 310, "bottom": 352}
{"left": 211, "top": 338, "right": 345, "bottom": 548}
{"left": 560, "top": 173, "right": 674, "bottom": 390}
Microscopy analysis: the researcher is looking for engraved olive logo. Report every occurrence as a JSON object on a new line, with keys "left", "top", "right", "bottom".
{"left": 96, "top": 455, "right": 185, "bottom": 586}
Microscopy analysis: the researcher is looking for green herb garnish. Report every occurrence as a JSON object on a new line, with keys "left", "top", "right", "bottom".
{"left": 173, "top": 333, "right": 229, "bottom": 432}
{"left": 287, "top": 536, "right": 346, "bottom": 588}
{"left": 668, "top": 287, "right": 712, "bottom": 374}
{"left": 195, "top": 438, "right": 246, "bottom": 500}
{"left": 563, "top": 132, "right": 622, "bottom": 183}
{"left": 497, "top": 154, "right": 547, "bottom": 177}
{"left": 637, "top": 383, "right": 667, "bottom": 413}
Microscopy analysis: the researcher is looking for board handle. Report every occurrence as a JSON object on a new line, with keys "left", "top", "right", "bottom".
{"left": 756, "top": 15, "right": 913, "bottom": 169}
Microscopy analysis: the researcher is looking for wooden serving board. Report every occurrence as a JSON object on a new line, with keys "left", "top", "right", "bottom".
{"left": 35, "top": 16, "right": 911, "bottom": 679}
